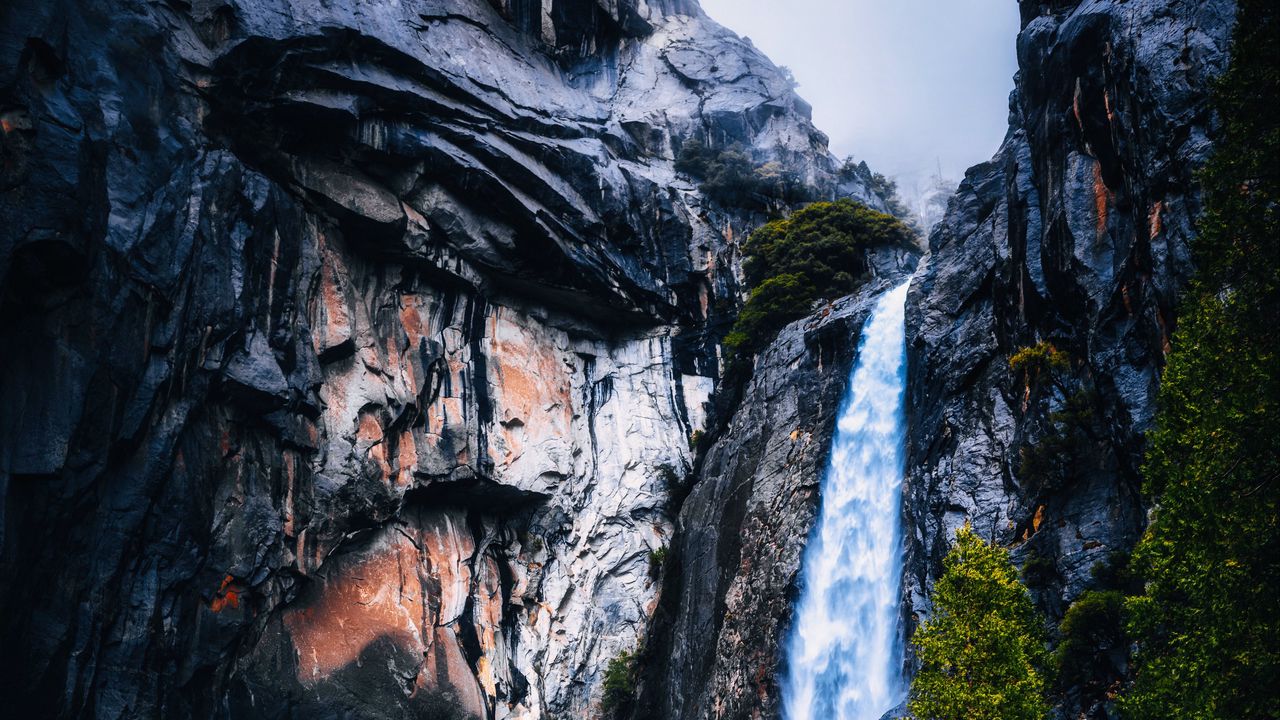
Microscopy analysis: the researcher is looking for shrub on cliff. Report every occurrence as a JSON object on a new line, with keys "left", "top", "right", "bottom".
{"left": 675, "top": 138, "right": 813, "bottom": 210}
{"left": 1122, "top": 2, "right": 1280, "bottom": 716}
{"left": 724, "top": 199, "right": 914, "bottom": 361}
{"left": 1054, "top": 590, "right": 1127, "bottom": 693}
{"left": 601, "top": 649, "right": 637, "bottom": 714}
{"left": 908, "top": 524, "right": 1051, "bottom": 720}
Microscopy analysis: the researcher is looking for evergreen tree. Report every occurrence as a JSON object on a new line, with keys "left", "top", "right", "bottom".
{"left": 1122, "top": 1, "right": 1280, "bottom": 717}
{"left": 723, "top": 198, "right": 915, "bottom": 362}
{"left": 908, "top": 525, "right": 1051, "bottom": 720}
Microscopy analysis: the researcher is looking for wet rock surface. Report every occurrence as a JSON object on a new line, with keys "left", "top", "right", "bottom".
{"left": 0, "top": 0, "right": 1239, "bottom": 718}
{"left": 637, "top": 242, "right": 918, "bottom": 720}
{"left": 902, "top": 0, "right": 1236, "bottom": 716}
{"left": 0, "top": 1, "right": 885, "bottom": 718}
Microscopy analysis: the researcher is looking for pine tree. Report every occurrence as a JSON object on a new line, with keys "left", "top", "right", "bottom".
{"left": 1122, "top": 1, "right": 1280, "bottom": 716}
{"left": 908, "top": 525, "right": 1051, "bottom": 720}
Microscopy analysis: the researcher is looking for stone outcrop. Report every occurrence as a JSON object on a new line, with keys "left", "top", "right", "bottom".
{"left": 902, "top": 0, "right": 1236, "bottom": 715}
{"left": 638, "top": 2, "right": 1238, "bottom": 720}
{"left": 636, "top": 240, "right": 918, "bottom": 720}
{"left": 0, "top": 0, "right": 1239, "bottom": 718}
{"left": 0, "top": 1, "right": 888, "bottom": 718}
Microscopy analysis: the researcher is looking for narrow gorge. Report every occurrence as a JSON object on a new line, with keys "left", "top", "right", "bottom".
{"left": 0, "top": 0, "right": 1260, "bottom": 719}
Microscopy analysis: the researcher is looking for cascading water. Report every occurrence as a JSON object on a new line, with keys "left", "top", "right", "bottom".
{"left": 782, "top": 280, "right": 911, "bottom": 720}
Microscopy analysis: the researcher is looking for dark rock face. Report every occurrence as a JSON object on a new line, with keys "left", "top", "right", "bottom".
{"left": 638, "top": 243, "right": 919, "bottom": 720}
{"left": 903, "top": 0, "right": 1235, "bottom": 715}
{"left": 0, "top": 1, "right": 886, "bottom": 718}
{"left": 640, "top": 2, "right": 1237, "bottom": 720}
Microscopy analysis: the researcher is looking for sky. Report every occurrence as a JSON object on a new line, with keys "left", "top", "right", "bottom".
{"left": 698, "top": 0, "right": 1021, "bottom": 197}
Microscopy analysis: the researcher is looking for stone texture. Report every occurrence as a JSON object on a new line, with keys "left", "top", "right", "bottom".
{"left": 0, "top": 1, "right": 890, "bottom": 718}
{"left": 637, "top": 242, "right": 918, "bottom": 720}
{"left": 639, "top": 3, "right": 1237, "bottom": 720}
{"left": 901, "top": 1, "right": 1236, "bottom": 716}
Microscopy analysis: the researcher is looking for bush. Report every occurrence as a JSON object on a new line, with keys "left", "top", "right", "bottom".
{"left": 724, "top": 199, "right": 915, "bottom": 362}
{"left": 675, "top": 138, "right": 813, "bottom": 210}
{"left": 1016, "top": 390, "right": 1099, "bottom": 493}
{"left": 648, "top": 546, "right": 669, "bottom": 578}
{"left": 1009, "top": 342, "right": 1070, "bottom": 391}
{"left": 1055, "top": 590, "right": 1127, "bottom": 691}
{"left": 722, "top": 273, "right": 816, "bottom": 359}
{"left": 602, "top": 649, "right": 638, "bottom": 714}
{"left": 1020, "top": 548, "right": 1058, "bottom": 589}
{"left": 909, "top": 524, "right": 1052, "bottom": 720}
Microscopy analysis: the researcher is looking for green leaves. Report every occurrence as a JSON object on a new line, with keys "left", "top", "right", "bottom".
{"left": 724, "top": 199, "right": 915, "bottom": 363}
{"left": 602, "top": 649, "right": 638, "bottom": 714}
{"left": 1121, "top": 1, "right": 1280, "bottom": 717}
{"left": 908, "top": 525, "right": 1051, "bottom": 720}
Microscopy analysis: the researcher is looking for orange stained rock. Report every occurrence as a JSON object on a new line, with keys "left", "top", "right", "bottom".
{"left": 395, "top": 430, "right": 418, "bottom": 488}
{"left": 1148, "top": 201, "right": 1165, "bottom": 240}
{"left": 1093, "top": 162, "right": 1111, "bottom": 238}
{"left": 284, "top": 538, "right": 426, "bottom": 683}
{"left": 314, "top": 249, "right": 353, "bottom": 354}
{"left": 211, "top": 574, "right": 242, "bottom": 613}
{"left": 358, "top": 413, "right": 392, "bottom": 484}
{"left": 1073, "top": 77, "right": 1084, "bottom": 132}
{"left": 485, "top": 311, "right": 573, "bottom": 466}
{"left": 399, "top": 295, "right": 427, "bottom": 346}
{"left": 1033, "top": 505, "right": 1045, "bottom": 533}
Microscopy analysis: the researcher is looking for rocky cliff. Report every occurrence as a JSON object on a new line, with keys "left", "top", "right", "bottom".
{"left": 0, "top": 1, "right": 886, "bottom": 718}
{"left": 904, "top": 0, "right": 1235, "bottom": 716}
{"left": 0, "top": 0, "right": 1240, "bottom": 718}
{"left": 637, "top": 247, "right": 917, "bottom": 720}
{"left": 639, "top": 1, "right": 1238, "bottom": 719}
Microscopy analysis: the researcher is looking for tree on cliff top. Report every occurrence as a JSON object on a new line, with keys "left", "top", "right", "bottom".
{"left": 908, "top": 524, "right": 1051, "bottom": 720}
{"left": 723, "top": 198, "right": 914, "bottom": 362}
{"left": 1122, "top": 0, "right": 1280, "bottom": 716}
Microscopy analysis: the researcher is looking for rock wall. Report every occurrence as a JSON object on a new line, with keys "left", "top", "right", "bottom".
{"left": 903, "top": 0, "right": 1235, "bottom": 715}
{"left": 0, "top": 1, "right": 886, "bottom": 718}
{"left": 639, "top": 2, "right": 1238, "bottom": 720}
{"left": 636, "top": 242, "right": 918, "bottom": 720}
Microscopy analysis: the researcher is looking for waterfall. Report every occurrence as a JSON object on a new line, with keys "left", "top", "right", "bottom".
{"left": 782, "top": 279, "right": 911, "bottom": 720}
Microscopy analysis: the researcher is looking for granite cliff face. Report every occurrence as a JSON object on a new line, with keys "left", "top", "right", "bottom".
{"left": 0, "top": 1, "right": 883, "bottom": 718}
{"left": 0, "top": 0, "right": 1240, "bottom": 718}
{"left": 639, "top": 1, "right": 1237, "bottom": 719}
{"left": 637, "top": 248, "right": 917, "bottom": 720}
{"left": 904, "top": 0, "right": 1236, "bottom": 715}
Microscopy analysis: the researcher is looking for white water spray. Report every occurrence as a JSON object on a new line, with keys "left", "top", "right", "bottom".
{"left": 782, "top": 280, "right": 911, "bottom": 720}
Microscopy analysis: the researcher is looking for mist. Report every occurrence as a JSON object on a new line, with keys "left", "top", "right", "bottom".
{"left": 699, "top": 0, "right": 1020, "bottom": 212}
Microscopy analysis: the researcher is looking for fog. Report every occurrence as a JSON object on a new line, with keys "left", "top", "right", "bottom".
{"left": 699, "top": 0, "right": 1020, "bottom": 203}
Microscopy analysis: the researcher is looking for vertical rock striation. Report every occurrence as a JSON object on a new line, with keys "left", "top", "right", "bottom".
{"left": 903, "top": 0, "right": 1235, "bottom": 715}
{"left": 0, "top": 1, "right": 888, "bottom": 718}
{"left": 638, "top": 245, "right": 918, "bottom": 720}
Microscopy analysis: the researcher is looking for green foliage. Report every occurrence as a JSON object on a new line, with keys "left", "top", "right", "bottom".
{"left": 1009, "top": 342, "right": 1070, "bottom": 390}
{"left": 723, "top": 199, "right": 915, "bottom": 363}
{"left": 722, "top": 272, "right": 816, "bottom": 359}
{"left": 909, "top": 525, "right": 1052, "bottom": 720}
{"left": 1055, "top": 590, "right": 1127, "bottom": 691}
{"left": 1017, "top": 390, "right": 1100, "bottom": 493}
{"left": 602, "top": 649, "right": 638, "bottom": 714}
{"left": 1019, "top": 548, "right": 1058, "bottom": 589}
{"left": 675, "top": 138, "right": 813, "bottom": 210}
{"left": 1122, "top": 2, "right": 1280, "bottom": 717}
{"left": 648, "top": 546, "right": 669, "bottom": 577}
{"left": 866, "top": 170, "right": 913, "bottom": 222}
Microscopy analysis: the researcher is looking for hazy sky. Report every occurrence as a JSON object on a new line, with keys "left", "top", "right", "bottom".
{"left": 699, "top": 0, "right": 1020, "bottom": 194}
